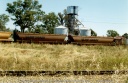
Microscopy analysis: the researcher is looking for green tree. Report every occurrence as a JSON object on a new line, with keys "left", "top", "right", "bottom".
{"left": 91, "top": 29, "right": 97, "bottom": 36}
{"left": 58, "top": 12, "right": 65, "bottom": 25}
{"left": 107, "top": 30, "right": 119, "bottom": 37}
{"left": 58, "top": 9, "right": 69, "bottom": 25}
{"left": 6, "top": 0, "right": 44, "bottom": 32}
{"left": 33, "top": 24, "right": 47, "bottom": 33}
{"left": 0, "top": 14, "right": 9, "bottom": 31}
{"left": 0, "top": 21, "right": 6, "bottom": 31}
{"left": 43, "top": 12, "right": 59, "bottom": 34}
{"left": 122, "top": 33, "right": 128, "bottom": 39}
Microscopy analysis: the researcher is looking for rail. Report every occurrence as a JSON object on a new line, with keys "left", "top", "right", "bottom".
{"left": 0, "top": 71, "right": 128, "bottom": 76}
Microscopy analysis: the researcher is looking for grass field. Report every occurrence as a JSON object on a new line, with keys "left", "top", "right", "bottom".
{"left": 0, "top": 43, "right": 128, "bottom": 82}
{"left": 0, "top": 43, "right": 128, "bottom": 71}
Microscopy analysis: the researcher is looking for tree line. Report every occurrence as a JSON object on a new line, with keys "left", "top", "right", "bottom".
{"left": 0, "top": 0, "right": 128, "bottom": 38}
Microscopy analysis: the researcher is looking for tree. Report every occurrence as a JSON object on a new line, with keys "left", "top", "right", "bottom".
{"left": 107, "top": 30, "right": 119, "bottom": 37}
{"left": 122, "top": 33, "right": 128, "bottom": 39}
{"left": 43, "top": 12, "right": 59, "bottom": 34}
{"left": 91, "top": 29, "right": 97, "bottom": 36}
{"left": 33, "top": 24, "right": 47, "bottom": 33}
{"left": 0, "top": 14, "right": 9, "bottom": 31}
{"left": 58, "top": 12, "right": 65, "bottom": 25}
{"left": 6, "top": 0, "right": 45, "bottom": 32}
{"left": 0, "top": 21, "right": 6, "bottom": 31}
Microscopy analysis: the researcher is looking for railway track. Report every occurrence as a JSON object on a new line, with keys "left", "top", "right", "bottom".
{"left": 0, "top": 71, "right": 128, "bottom": 76}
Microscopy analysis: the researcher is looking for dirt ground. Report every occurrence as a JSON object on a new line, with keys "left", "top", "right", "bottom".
{"left": 0, "top": 75, "right": 128, "bottom": 83}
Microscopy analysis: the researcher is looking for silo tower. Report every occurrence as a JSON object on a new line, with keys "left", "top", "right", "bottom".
{"left": 67, "top": 6, "right": 78, "bottom": 35}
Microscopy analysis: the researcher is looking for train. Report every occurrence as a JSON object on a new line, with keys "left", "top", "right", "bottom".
{"left": 0, "top": 31, "right": 126, "bottom": 46}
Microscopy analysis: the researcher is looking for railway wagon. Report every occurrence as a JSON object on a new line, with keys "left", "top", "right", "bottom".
{"left": 0, "top": 32, "right": 13, "bottom": 42}
{"left": 13, "top": 31, "right": 68, "bottom": 44}
{"left": 13, "top": 31, "right": 124, "bottom": 45}
{"left": 71, "top": 36, "right": 124, "bottom": 45}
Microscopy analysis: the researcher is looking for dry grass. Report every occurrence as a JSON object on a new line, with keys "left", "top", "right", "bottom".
{"left": 0, "top": 43, "right": 128, "bottom": 71}
{"left": 0, "top": 43, "right": 128, "bottom": 82}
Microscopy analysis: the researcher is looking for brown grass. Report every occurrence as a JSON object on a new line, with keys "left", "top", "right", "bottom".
{"left": 0, "top": 43, "right": 128, "bottom": 71}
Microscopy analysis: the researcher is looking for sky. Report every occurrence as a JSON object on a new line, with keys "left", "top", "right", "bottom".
{"left": 0, "top": 0, "right": 128, "bottom": 36}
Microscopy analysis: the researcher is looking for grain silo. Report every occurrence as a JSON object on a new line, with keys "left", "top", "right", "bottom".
{"left": 54, "top": 26, "right": 68, "bottom": 35}
{"left": 79, "top": 27, "right": 91, "bottom": 36}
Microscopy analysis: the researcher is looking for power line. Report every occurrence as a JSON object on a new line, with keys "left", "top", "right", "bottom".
{"left": 82, "top": 21, "right": 128, "bottom": 24}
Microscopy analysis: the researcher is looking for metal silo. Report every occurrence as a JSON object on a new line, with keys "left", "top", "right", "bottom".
{"left": 79, "top": 27, "right": 91, "bottom": 36}
{"left": 67, "top": 6, "right": 78, "bottom": 15}
{"left": 54, "top": 26, "right": 68, "bottom": 35}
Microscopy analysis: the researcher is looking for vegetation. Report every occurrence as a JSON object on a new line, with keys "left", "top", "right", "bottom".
{"left": 0, "top": 14, "right": 10, "bottom": 31}
{"left": 91, "top": 29, "right": 97, "bottom": 36}
{"left": 0, "top": 43, "right": 128, "bottom": 71}
{"left": 122, "top": 33, "right": 128, "bottom": 39}
{"left": 6, "top": 0, "right": 44, "bottom": 33}
{"left": 6, "top": 0, "right": 60, "bottom": 34}
{"left": 58, "top": 12, "right": 65, "bottom": 26}
{"left": 107, "top": 30, "right": 119, "bottom": 37}
{"left": 43, "top": 12, "right": 59, "bottom": 34}
{"left": 0, "top": 43, "right": 128, "bottom": 82}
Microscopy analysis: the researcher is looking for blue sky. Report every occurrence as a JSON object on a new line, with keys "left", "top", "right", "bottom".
{"left": 0, "top": 0, "right": 128, "bottom": 36}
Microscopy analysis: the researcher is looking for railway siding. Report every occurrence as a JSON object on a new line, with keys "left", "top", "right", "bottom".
{"left": 0, "top": 71, "right": 128, "bottom": 76}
